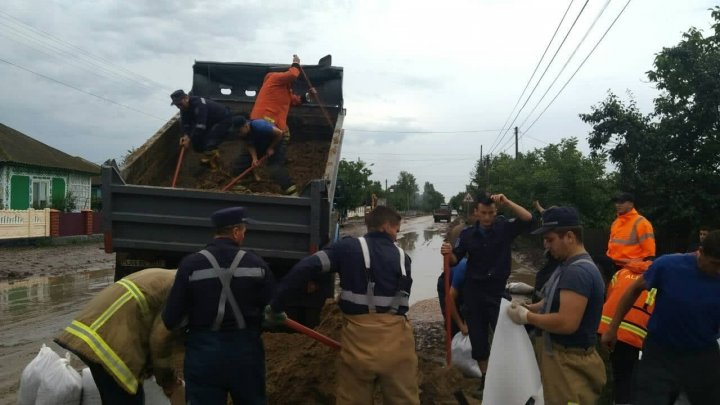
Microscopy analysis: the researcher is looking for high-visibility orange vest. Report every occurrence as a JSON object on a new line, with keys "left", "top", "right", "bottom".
{"left": 607, "top": 208, "right": 655, "bottom": 272}
{"left": 597, "top": 268, "right": 655, "bottom": 349}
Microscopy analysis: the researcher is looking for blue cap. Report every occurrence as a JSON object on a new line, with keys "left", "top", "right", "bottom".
{"left": 211, "top": 207, "right": 252, "bottom": 228}
{"left": 170, "top": 89, "right": 187, "bottom": 105}
{"left": 531, "top": 206, "right": 580, "bottom": 235}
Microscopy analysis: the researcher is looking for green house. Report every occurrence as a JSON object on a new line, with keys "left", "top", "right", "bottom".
{"left": 0, "top": 123, "right": 100, "bottom": 211}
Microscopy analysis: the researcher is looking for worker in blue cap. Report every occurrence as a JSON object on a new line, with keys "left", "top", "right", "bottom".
{"left": 170, "top": 89, "right": 233, "bottom": 171}
{"left": 163, "top": 207, "right": 275, "bottom": 404}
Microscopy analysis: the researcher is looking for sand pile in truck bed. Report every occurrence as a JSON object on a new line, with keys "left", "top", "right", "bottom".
{"left": 262, "top": 302, "right": 483, "bottom": 405}
{"left": 159, "top": 139, "right": 329, "bottom": 195}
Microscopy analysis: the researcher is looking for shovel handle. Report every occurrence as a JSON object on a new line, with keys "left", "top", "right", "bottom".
{"left": 296, "top": 62, "right": 334, "bottom": 129}
{"left": 221, "top": 155, "right": 269, "bottom": 192}
{"left": 284, "top": 318, "right": 341, "bottom": 351}
{"left": 171, "top": 147, "right": 186, "bottom": 188}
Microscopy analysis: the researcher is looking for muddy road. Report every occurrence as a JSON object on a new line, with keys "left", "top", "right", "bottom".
{"left": 0, "top": 215, "right": 541, "bottom": 404}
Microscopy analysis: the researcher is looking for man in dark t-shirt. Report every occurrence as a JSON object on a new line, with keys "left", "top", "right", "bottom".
{"left": 507, "top": 206, "right": 606, "bottom": 404}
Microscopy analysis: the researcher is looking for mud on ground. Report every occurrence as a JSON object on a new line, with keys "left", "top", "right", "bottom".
{"left": 264, "top": 301, "right": 482, "bottom": 405}
{"left": 0, "top": 241, "right": 114, "bottom": 280}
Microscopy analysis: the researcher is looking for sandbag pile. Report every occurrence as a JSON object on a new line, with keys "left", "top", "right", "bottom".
{"left": 18, "top": 345, "right": 81, "bottom": 405}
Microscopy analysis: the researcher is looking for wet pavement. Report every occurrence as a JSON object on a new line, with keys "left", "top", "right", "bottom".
{"left": 396, "top": 215, "right": 449, "bottom": 305}
{"left": 0, "top": 268, "right": 114, "bottom": 403}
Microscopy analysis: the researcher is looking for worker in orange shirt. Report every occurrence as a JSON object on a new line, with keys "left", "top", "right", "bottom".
{"left": 606, "top": 192, "right": 655, "bottom": 272}
{"left": 250, "top": 54, "right": 316, "bottom": 136}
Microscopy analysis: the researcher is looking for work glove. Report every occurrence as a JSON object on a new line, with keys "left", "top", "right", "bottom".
{"left": 263, "top": 305, "right": 287, "bottom": 328}
{"left": 507, "top": 302, "right": 529, "bottom": 325}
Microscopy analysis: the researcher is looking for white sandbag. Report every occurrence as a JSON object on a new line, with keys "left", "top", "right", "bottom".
{"left": 451, "top": 332, "right": 483, "bottom": 379}
{"left": 81, "top": 367, "right": 102, "bottom": 405}
{"left": 506, "top": 281, "right": 535, "bottom": 295}
{"left": 17, "top": 343, "right": 61, "bottom": 405}
{"left": 36, "top": 354, "right": 82, "bottom": 405}
{"left": 484, "top": 299, "right": 544, "bottom": 405}
{"left": 674, "top": 392, "right": 691, "bottom": 405}
{"left": 144, "top": 377, "right": 170, "bottom": 405}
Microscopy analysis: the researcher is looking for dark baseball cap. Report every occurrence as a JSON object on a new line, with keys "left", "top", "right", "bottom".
{"left": 211, "top": 207, "right": 255, "bottom": 228}
{"left": 610, "top": 192, "right": 635, "bottom": 203}
{"left": 170, "top": 89, "right": 187, "bottom": 105}
{"left": 531, "top": 206, "right": 581, "bottom": 235}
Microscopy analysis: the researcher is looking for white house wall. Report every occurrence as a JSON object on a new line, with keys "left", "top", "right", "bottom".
{"left": 7, "top": 166, "right": 92, "bottom": 211}
{"left": 68, "top": 173, "right": 91, "bottom": 210}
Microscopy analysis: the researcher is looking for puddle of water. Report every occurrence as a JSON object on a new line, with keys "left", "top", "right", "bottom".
{"left": 0, "top": 269, "right": 114, "bottom": 347}
{"left": 397, "top": 230, "right": 446, "bottom": 306}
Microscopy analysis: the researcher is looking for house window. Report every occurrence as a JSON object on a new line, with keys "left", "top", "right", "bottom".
{"left": 32, "top": 180, "right": 49, "bottom": 209}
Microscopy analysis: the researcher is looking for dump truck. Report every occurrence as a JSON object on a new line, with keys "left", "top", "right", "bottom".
{"left": 433, "top": 203, "right": 452, "bottom": 223}
{"left": 101, "top": 57, "right": 344, "bottom": 326}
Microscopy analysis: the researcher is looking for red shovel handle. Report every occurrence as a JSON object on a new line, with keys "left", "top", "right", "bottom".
{"left": 221, "top": 155, "right": 269, "bottom": 192}
{"left": 171, "top": 147, "right": 186, "bottom": 188}
{"left": 284, "top": 318, "right": 341, "bottom": 351}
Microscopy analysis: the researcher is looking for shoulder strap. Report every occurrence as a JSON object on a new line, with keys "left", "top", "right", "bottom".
{"left": 199, "top": 249, "right": 247, "bottom": 330}
{"left": 358, "top": 237, "right": 371, "bottom": 269}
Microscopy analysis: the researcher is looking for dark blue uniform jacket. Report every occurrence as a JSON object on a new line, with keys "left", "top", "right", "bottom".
{"left": 452, "top": 217, "right": 530, "bottom": 292}
{"left": 162, "top": 238, "right": 275, "bottom": 331}
{"left": 180, "top": 96, "right": 231, "bottom": 141}
{"left": 271, "top": 231, "right": 412, "bottom": 316}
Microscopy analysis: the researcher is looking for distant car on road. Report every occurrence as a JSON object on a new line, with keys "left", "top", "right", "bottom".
{"left": 451, "top": 209, "right": 458, "bottom": 216}
{"left": 433, "top": 204, "right": 452, "bottom": 223}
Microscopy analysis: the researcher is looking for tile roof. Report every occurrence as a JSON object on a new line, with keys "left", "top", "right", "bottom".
{"left": 0, "top": 123, "right": 99, "bottom": 174}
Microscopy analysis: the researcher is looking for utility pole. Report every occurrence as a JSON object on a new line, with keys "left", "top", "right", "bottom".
{"left": 385, "top": 179, "right": 387, "bottom": 192}
{"left": 480, "top": 144, "right": 483, "bottom": 163}
{"left": 514, "top": 126, "right": 519, "bottom": 159}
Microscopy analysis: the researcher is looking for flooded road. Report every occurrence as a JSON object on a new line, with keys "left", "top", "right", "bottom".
{"left": 396, "top": 215, "right": 449, "bottom": 305}
{"left": 0, "top": 268, "right": 114, "bottom": 403}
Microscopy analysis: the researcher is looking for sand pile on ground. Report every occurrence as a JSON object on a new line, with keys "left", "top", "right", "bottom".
{"left": 263, "top": 302, "right": 482, "bottom": 405}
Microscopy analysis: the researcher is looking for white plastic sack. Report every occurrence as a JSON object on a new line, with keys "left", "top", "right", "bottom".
{"left": 81, "top": 367, "right": 102, "bottom": 405}
{"left": 144, "top": 377, "right": 170, "bottom": 405}
{"left": 483, "top": 299, "right": 544, "bottom": 405}
{"left": 506, "top": 282, "right": 535, "bottom": 295}
{"left": 36, "top": 354, "right": 82, "bottom": 405}
{"left": 451, "top": 332, "right": 483, "bottom": 378}
{"left": 17, "top": 343, "right": 61, "bottom": 405}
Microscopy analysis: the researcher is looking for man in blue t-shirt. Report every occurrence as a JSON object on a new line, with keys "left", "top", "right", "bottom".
{"left": 507, "top": 206, "right": 606, "bottom": 405}
{"left": 601, "top": 230, "right": 720, "bottom": 404}
{"left": 230, "top": 116, "right": 297, "bottom": 195}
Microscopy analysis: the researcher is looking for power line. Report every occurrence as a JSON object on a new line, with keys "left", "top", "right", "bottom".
{"left": 488, "top": 0, "right": 590, "bottom": 157}
{"left": 0, "top": 11, "right": 171, "bottom": 93}
{"left": 489, "top": 0, "right": 576, "bottom": 154}
{"left": 344, "top": 128, "right": 504, "bottom": 134}
{"left": 515, "top": 0, "right": 613, "bottom": 131}
{"left": 524, "top": 0, "right": 633, "bottom": 135}
{"left": 0, "top": 56, "right": 167, "bottom": 121}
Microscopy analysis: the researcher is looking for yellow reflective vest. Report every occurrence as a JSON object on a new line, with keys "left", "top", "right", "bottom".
{"left": 55, "top": 268, "right": 183, "bottom": 394}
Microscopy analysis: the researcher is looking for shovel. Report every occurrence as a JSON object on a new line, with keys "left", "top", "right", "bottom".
{"left": 284, "top": 318, "right": 341, "bottom": 351}
{"left": 220, "top": 155, "right": 269, "bottom": 192}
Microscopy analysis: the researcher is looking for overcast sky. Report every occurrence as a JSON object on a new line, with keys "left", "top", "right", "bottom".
{"left": 0, "top": 0, "right": 716, "bottom": 199}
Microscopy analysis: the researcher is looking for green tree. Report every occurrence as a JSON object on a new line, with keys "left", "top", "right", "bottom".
{"left": 470, "top": 139, "right": 613, "bottom": 227}
{"left": 337, "top": 159, "right": 374, "bottom": 211}
{"left": 420, "top": 182, "right": 445, "bottom": 212}
{"left": 388, "top": 171, "right": 419, "bottom": 211}
{"left": 580, "top": 7, "right": 720, "bottom": 236}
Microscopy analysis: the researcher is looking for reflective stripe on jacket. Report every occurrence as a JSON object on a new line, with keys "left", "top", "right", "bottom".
{"left": 55, "top": 268, "right": 179, "bottom": 394}
{"left": 607, "top": 208, "right": 655, "bottom": 272}
{"left": 597, "top": 268, "right": 655, "bottom": 349}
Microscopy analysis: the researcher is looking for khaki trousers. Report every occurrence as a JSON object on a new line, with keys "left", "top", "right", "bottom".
{"left": 535, "top": 337, "right": 606, "bottom": 405}
{"left": 336, "top": 313, "right": 420, "bottom": 405}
